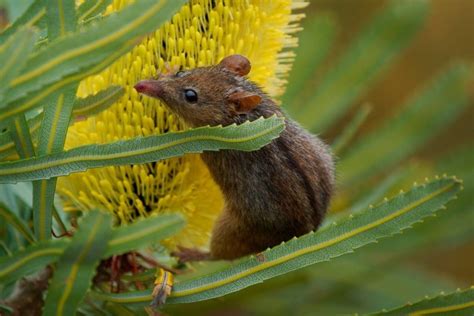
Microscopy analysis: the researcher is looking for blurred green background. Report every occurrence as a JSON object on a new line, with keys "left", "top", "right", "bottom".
{"left": 310, "top": 0, "right": 474, "bottom": 285}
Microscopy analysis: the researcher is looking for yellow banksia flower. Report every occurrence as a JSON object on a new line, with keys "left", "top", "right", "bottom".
{"left": 58, "top": 0, "right": 308, "bottom": 249}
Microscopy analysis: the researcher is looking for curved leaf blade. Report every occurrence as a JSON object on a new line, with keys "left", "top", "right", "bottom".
{"left": 8, "top": 115, "right": 36, "bottom": 159}
{"left": 0, "top": 116, "right": 285, "bottom": 183}
{"left": 43, "top": 211, "right": 112, "bottom": 316}
{"left": 1, "top": 0, "right": 186, "bottom": 119}
{"left": 332, "top": 104, "right": 371, "bottom": 155}
{"left": 73, "top": 85, "right": 124, "bottom": 118}
{"left": 0, "top": 0, "right": 45, "bottom": 45}
{"left": 91, "top": 176, "right": 461, "bottom": 305}
{"left": 370, "top": 287, "right": 474, "bottom": 315}
{"left": 0, "top": 202, "right": 35, "bottom": 244}
{"left": 105, "top": 213, "right": 185, "bottom": 257}
{"left": 0, "top": 27, "right": 37, "bottom": 100}
{"left": 77, "top": 0, "right": 113, "bottom": 23}
{"left": 0, "top": 85, "right": 124, "bottom": 159}
{"left": 0, "top": 239, "right": 69, "bottom": 285}
{"left": 0, "top": 213, "right": 185, "bottom": 284}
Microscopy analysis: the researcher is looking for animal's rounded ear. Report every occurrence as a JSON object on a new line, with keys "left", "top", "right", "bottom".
{"left": 219, "top": 55, "right": 251, "bottom": 76}
{"left": 227, "top": 90, "right": 262, "bottom": 113}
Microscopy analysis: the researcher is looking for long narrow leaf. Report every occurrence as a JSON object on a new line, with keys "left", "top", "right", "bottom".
{"left": 0, "top": 27, "right": 37, "bottom": 100}
{"left": 72, "top": 85, "right": 124, "bottom": 117}
{"left": 0, "top": 239, "right": 70, "bottom": 284}
{"left": 8, "top": 115, "right": 36, "bottom": 159}
{"left": 370, "top": 287, "right": 474, "bottom": 316}
{"left": 281, "top": 14, "right": 337, "bottom": 109}
{"left": 43, "top": 211, "right": 112, "bottom": 316}
{"left": 77, "top": 0, "right": 113, "bottom": 23}
{"left": 332, "top": 104, "right": 371, "bottom": 155}
{"left": 0, "top": 0, "right": 45, "bottom": 45}
{"left": 338, "top": 63, "right": 472, "bottom": 188}
{"left": 46, "top": 0, "right": 76, "bottom": 40}
{"left": 294, "top": 0, "right": 428, "bottom": 132}
{"left": 33, "top": 88, "right": 76, "bottom": 240}
{"left": 0, "top": 213, "right": 184, "bottom": 284}
{"left": 0, "top": 0, "right": 186, "bottom": 122}
{"left": 91, "top": 176, "right": 461, "bottom": 305}
{"left": 0, "top": 116, "right": 285, "bottom": 183}
{"left": 0, "top": 85, "right": 124, "bottom": 159}
{"left": 104, "top": 213, "right": 185, "bottom": 257}
{"left": 0, "top": 38, "right": 133, "bottom": 129}
{"left": 0, "top": 202, "right": 35, "bottom": 244}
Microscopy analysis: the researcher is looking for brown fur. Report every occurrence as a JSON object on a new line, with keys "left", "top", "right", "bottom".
{"left": 135, "top": 55, "right": 335, "bottom": 261}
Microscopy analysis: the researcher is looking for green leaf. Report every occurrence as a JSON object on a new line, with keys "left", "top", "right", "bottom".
{"left": 369, "top": 287, "right": 474, "bottom": 315}
{"left": 0, "top": 213, "right": 184, "bottom": 284}
{"left": 0, "top": 0, "right": 46, "bottom": 45}
{"left": 0, "top": 85, "right": 124, "bottom": 160}
{"left": 43, "top": 211, "right": 112, "bottom": 316}
{"left": 104, "top": 213, "right": 185, "bottom": 257}
{"left": 331, "top": 104, "right": 371, "bottom": 156}
{"left": 0, "top": 202, "right": 35, "bottom": 244}
{"left": 77, "top": 0, "right": 113, "bottom": 23}
{"left": 8, "top": 115, "right": 36, "bottom": 159}
{"left": 46, "top": 0, "right": 76, "bottom": 39}
{"left": 36, "top": 88, "right": 76, "bottom": 156}
{"left": 91, "top": 176, "right": 461, "bottom": 305}
{"left": 281, "top": 13, "right": 337, "bottom": 109}
{"left": 0, "top": 27, "right": 37, "bottom": 100}
{"left": 72, "top": 85, "right": 124, "bottom": 118}
{"left": 294, "top": 0, "right": 428, "bottom": 132}
{"left": 0, "top": 116, "right": 285, "bottom": 183}
{"left": 338, "top": 63, "right": 472, "bottom": 188}
{"left": 0, "top": 239, "right": 70, "bottom": 285}
{"left": 33, "top": 87, "right": 76, "bottom": 240}
{"left": 0, "top": 0, "right": 186, "bottom": 124}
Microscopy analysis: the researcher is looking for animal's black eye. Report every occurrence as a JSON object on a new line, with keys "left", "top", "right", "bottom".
{"left": 184, "top": 89, "right": 198, "bottom": 103}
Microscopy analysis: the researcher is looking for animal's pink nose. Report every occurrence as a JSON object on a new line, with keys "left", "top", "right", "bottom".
{"left": 134, "top": 80, "right": 164, "bottom": 98}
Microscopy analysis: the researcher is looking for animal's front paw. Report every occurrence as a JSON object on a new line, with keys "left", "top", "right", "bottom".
{"left": 171, "top": 246, "right": 210, "bottom": 263}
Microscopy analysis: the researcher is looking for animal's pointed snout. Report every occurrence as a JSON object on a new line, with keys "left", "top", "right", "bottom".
{"left": 134, "top": 80, "right": 164, "bottom": 98}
